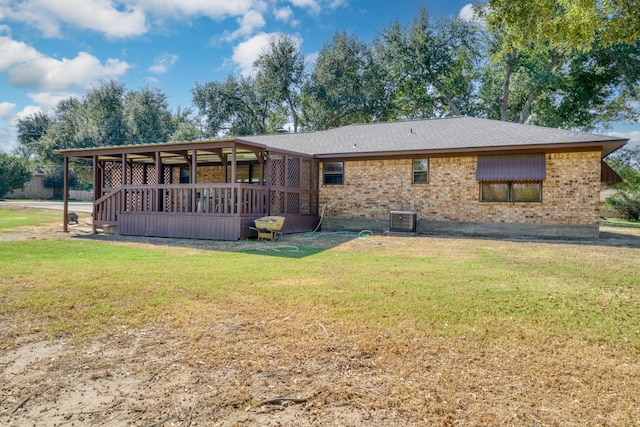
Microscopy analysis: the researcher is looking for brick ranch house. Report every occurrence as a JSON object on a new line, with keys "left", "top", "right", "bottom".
{"left": 57, "top": 116, "right": 627, "bottom": 240}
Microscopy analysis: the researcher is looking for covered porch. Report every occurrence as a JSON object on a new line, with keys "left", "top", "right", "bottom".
{"left": 59, "top": 139, "right": 320, "bottom": 240}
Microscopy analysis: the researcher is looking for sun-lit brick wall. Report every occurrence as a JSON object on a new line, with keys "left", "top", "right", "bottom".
{"left": 319, "top": 151, "right": 601, "bottom": 225}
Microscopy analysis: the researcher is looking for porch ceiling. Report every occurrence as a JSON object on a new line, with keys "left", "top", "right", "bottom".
{"left": 72, "top": 145, "right": 261, "bottom": 165}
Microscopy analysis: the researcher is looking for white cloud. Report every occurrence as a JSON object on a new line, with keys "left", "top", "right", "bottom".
{"left": 274, "top": 6, "right": 292, "bottom": 22}
{"left": 458, "top": 4, "right": 475, "bottom": 21}
{"left": 610, "top": 131, "right": 640, "bottom": 148}
{"left": 5, "top": 0, "right": 147, "bottom": 38}
{"left": 224, "top": 9, "right": 266, "bottom": 41}
{"left": 8, "top": 51, "right": 130, "bottom": 91}
{"left": 231, "top": 32, "right": 303, "bottom": 76}
{"left": 149, "top": 53, "right": 179, "bottom": 74}
{"left": 328, "top": 0, "right": 346, "bottom": 8}
{"left": 0, "top": 36, "right": 41, "bottom": 71}
{"left": 0, "top": 125, "right": 17, "bottom": 153}
{"left": 28, "top": 91, "right": 78, "bottom": 111}
{"left": 0, "top": 102, "right": 16, "bottom": 120}
{"left": 136, "top": 0, "right": 256, "bottom": 20}
{"left": 305, "top": 52, "right": 318, "bottom": 68}
{"left": 13, "top": 104, "right": 44, "bottom": 123}
{"left": 288, "top": 0, "right": 320, "bottom": 14}
{"left": 231, "top": 32, "right": 273, "bottom": 76}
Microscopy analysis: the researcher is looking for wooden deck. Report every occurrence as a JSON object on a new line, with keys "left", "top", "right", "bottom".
{"left": 93, "top": 183, "right": 319, "bottom": 240}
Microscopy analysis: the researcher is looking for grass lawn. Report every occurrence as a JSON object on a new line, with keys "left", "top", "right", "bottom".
{"left": 0, "top": 208, "right": 60, "bottom": 231}
{"left": 1, "top": 208, "right": 639, "bottom": 426}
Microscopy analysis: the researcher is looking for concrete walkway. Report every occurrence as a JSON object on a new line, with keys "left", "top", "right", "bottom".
{"left": 0, "top": 200, "right": 93, "bottom": 213}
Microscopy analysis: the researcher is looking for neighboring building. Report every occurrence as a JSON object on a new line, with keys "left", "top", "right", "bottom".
{"left": 57, "top": 117, "right": 627, "bottom": 240}
{"left": 7, "top": 169, "right": 54, "bottom": 199}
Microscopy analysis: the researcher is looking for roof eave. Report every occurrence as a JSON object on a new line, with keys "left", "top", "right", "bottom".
{"left": 312, "top": 140, "right": 628, "bottom": 160}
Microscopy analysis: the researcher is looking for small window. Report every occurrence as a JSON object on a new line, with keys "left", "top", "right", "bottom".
{"left": 179, "top": 167, "right": 190, "bottom": 183}
{"left": 323, "top": 162, "right": 344, "bottom": 185}
{"left": 413, "top": 159, "right": 429, "bottom": 184}
{"left": 481, "top": 181, "right": 541, "bottom": 202}
{"left": 512, "top": 181, "right": 541, "bottom": 202}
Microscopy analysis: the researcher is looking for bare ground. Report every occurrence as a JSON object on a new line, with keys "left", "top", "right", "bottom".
{"left": 1, "top": 209, "right": 640, "bottom": 426}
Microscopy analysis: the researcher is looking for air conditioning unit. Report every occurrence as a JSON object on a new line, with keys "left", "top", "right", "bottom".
{"left": 389, "top": 211, "right": 417, "bottom": 232}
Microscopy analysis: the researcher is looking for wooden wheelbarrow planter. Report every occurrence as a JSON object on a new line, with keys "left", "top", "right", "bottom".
{"left": 250, "top": 216, "right": 286, "bottom": 241}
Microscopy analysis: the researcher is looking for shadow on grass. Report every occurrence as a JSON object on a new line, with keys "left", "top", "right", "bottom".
{"left": 600, "top": 219, "right": 640, "bottom": 229}
{"left": 74, "top": 231, "right": 364, "bottom": 258}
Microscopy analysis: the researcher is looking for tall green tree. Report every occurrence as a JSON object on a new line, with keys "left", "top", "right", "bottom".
{"left": 301, "top": 31, "right": 384, "bottom": 130}
{"left": 84, "top": 79, "right": 127, "bottom": 146}
{"left": 15, "top": 111, "right": 52, "bottom": 159}
{"left": 476, "top": 0, "right": 640, "bottom": 129}
{"left": 604, "top": 146, "right": 640, "bottom": 220}
{"left": 124, "top": 85, "right": 174, "bottom": 145}
{"left": 192, "top": 75, "right": 274, "bottom": 136}
{"left": 377, "top": 7, "right": 480, "bottom": 119}
{"left": 0, "top": 153, "right": 32, "bottom": 198}
{"left": 169, "top": 106, "right": 200, "bottom": 142}
{"left": 254, "top": 34, "right": 305, "bottom": 132}
{"left": 479, "top": 0, "right": 640, "bottom": 57}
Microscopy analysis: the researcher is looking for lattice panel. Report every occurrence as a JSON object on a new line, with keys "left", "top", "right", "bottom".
{"left": 270, "top": 154, "right": 285, "bottom": 186}
{"left": 311, "top": 193, "right": 318, "bottom": 214}
{"left": 300, "top": 194, "right": 311, "bottom": 214}
{"left": 104, "top": 161, "right": 122, "bottom": 188}
{"left": 301, "top": 159, "right": 312, "bottom": 190}
{"left": 145, "top": 165, "right": 157, "bottom": 185}
{"left": 270, "top": 190, "right": 284, "bottom": 214}
{"left": 286, "top": 192, "right": 300, "bottom": 214}
{"left": 163, "top": 166, "right": 173, "bottom": 184}
{"left": 287, "top": 157, "right": 300, "bottom": 188}
{"left": 311, "top": 161, "right": 318, "bottom": 189}
{"left": 131, "top": 163, "right": 145, "bottom": 185}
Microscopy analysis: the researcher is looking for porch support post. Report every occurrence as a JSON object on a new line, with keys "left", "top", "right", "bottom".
{"left": 266, "top": 152, "right": 271, "bottom": 216}
{"left": 92, "top": 155, "right": 99, "bottom": 234}
{"left": 191, "top": 149, "right": 198, "bottom": 213}
{"left": 63, "top": 156, "right": 69, "bottom": 233}
{"left": 231, "top": 144, "right": 237, "bottom": 214}
{"left": 155, "top": 151, "right": 162, "bottom": 212}
{"left": 121, "top": 153, "right": 126, "bottom": 185}
{"left": 121, "top": 153, "right": 126, "bottom": 211}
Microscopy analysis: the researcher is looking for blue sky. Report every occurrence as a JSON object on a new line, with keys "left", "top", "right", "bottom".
{"left": 0, "top": 0, "right": 638, "bottom": 154}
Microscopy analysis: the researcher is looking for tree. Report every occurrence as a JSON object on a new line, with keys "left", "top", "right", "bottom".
{"left": 84, "top": 79, "right": 128, "bottom": 146}
{"left": 0, "top": 153, "right": 32, "bottom": 198}
{"left": 254, "top": 34, "right": 305, "bottom": 132}
{"left": 605, "top": 146, "right": 640, "bottom": 220}
{"left": 301, "top": 31, "right": 383, "bottom": 130}
{"left": 43, "top": 165, "right": 79, "bottom": 193}
{"left": 192, "top": 75, "right": 274, "bottom": 136}
{"left": 124, "top": 85, "right": 174, "bottom": 145}
{"left": 15, "top": 111, "right": 52, "bottom": 159}
{"left": 479, "top": 0, "right": 640, "bottom": 57}
{"left": 377, "top": 7, "right": 480, "bottom": 119}
{"left": 476, "top": 0, "right": 640, "bottom": 129}
{"left": 169, "top": 106, "right": 200, "bottom": 142}
{"left": 606, "top": 146, "right": 640, "bottom": 188}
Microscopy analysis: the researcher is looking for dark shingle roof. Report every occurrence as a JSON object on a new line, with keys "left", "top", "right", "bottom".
{"left": 239, "top": 116, "right": 627, "bottom": 157}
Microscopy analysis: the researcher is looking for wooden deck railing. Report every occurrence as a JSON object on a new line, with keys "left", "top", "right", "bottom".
{"left": 94, "top": 188, "right": 122, "bottom": 225}
{"left": 94, "top": 184, "right": 268, "bottom": 225}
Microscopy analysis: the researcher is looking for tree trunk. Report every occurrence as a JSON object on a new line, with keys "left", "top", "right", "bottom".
{"left": 497, "top": 49, "right": 517, "bottom": 121}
